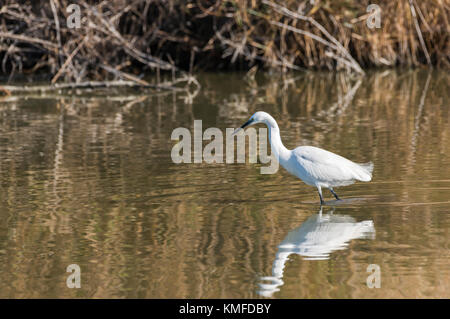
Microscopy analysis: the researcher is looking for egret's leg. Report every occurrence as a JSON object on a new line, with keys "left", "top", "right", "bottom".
{"left": 317, "top": 186, "right": 325, "bottom": 205}
{"left": 330, "top": 188, "right": 340, "bottom": 200}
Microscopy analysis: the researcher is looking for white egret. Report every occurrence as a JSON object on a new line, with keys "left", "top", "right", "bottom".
{"left": 234, "top": 111, "right": 373, "bottom": 204}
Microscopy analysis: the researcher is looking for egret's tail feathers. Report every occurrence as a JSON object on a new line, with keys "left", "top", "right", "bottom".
{"left": 355, "top": 161, "right": 373, "bottom": 182}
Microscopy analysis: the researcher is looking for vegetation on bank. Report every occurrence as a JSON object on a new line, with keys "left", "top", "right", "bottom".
{"left": 0, "top": 1, "right": 448, "bottom": 87}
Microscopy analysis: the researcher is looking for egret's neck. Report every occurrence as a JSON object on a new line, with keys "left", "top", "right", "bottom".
{"left": 267, "top": 123, "right": 290, "bottom": 162}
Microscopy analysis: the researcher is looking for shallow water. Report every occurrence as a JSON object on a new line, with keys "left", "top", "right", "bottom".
{"left": 0, "top": 70, "right": 448, "bottom": 298}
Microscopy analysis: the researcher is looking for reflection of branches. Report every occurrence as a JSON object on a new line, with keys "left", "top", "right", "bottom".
{"left": 410, "top": 71, "right": 432, "bottom": 163}
{"left": 180, "top": 82, "right": 201, "bottom": 105}
{"left": 114, "top": 96, "right": 149, "bottom": 129}
{"left": 220, "top": 94, "right": 250, "bottom": 119}
{"left": 318, "top": 78, "right": 362, "bottom": 118}
{"left": 303, "top": 75, "right": 363, "bottom": 141}
{"left": 47, "top": 103, "right": 65, "bottom": 234}
{"left": 217, "top": 73, "right": 304, "bottom": 122}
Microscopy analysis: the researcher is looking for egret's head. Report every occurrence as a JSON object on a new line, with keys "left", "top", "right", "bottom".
{"left": 233, "top": 111, "right": 275, "bottom": 135}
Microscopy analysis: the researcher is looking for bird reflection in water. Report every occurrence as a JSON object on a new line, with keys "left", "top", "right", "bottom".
{"left": 258, "top": 207, "right": 375, "bottom": 297}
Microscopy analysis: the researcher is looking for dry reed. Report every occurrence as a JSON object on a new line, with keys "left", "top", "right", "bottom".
{"left": 0, "top": 0, "right": 448, "bottom": 87}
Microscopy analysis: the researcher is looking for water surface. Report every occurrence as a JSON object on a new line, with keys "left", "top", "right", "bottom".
{"left": 0, "top": 70, "right": 448, "bottom": 298}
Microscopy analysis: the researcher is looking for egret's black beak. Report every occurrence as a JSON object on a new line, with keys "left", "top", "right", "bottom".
{"left": 232, "top": 118, "right": 254, "bottom": 136}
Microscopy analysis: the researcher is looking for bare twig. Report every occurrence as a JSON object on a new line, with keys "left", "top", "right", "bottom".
{"left": 0, "top": 32, "right": 58, "bottom": 50}
{"left": 262, "top": 0, "right": 364, "bottom": 74}
{"left": 408, "top": 0, "right": 432, "bottom": 65}
{"left": 51, "top": 37, "right": 87, "bottom": 84}
{"left": 49, "top": 0, "right": 63, "bottom": 67}
{"left": 0, "top": 81, "right": 172, "bottom": 92}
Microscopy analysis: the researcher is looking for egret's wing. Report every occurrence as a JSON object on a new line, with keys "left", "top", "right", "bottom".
{"left": 292, "top": 146, "right": 372, "bottom": 185}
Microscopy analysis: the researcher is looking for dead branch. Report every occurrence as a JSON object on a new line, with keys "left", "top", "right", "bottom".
{"left": 408, "top": 0, "right": 432, "bottom": 65}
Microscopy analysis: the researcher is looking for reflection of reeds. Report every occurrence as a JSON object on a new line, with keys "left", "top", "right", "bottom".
{"left": 0, "top": 70, "right": 449, "bottom": 298}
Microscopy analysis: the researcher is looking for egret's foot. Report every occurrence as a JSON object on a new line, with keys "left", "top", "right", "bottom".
{"left": 330, "top": 188, "right": 341, "bottom": 201}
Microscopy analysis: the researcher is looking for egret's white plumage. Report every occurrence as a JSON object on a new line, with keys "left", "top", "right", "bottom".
{"left": 236, "top": 111, "right": 373, "bottom": 204}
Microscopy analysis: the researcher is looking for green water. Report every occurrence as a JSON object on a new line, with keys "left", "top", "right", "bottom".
{"left": 0, "top": 70, "right": 448, "bottom": 298}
